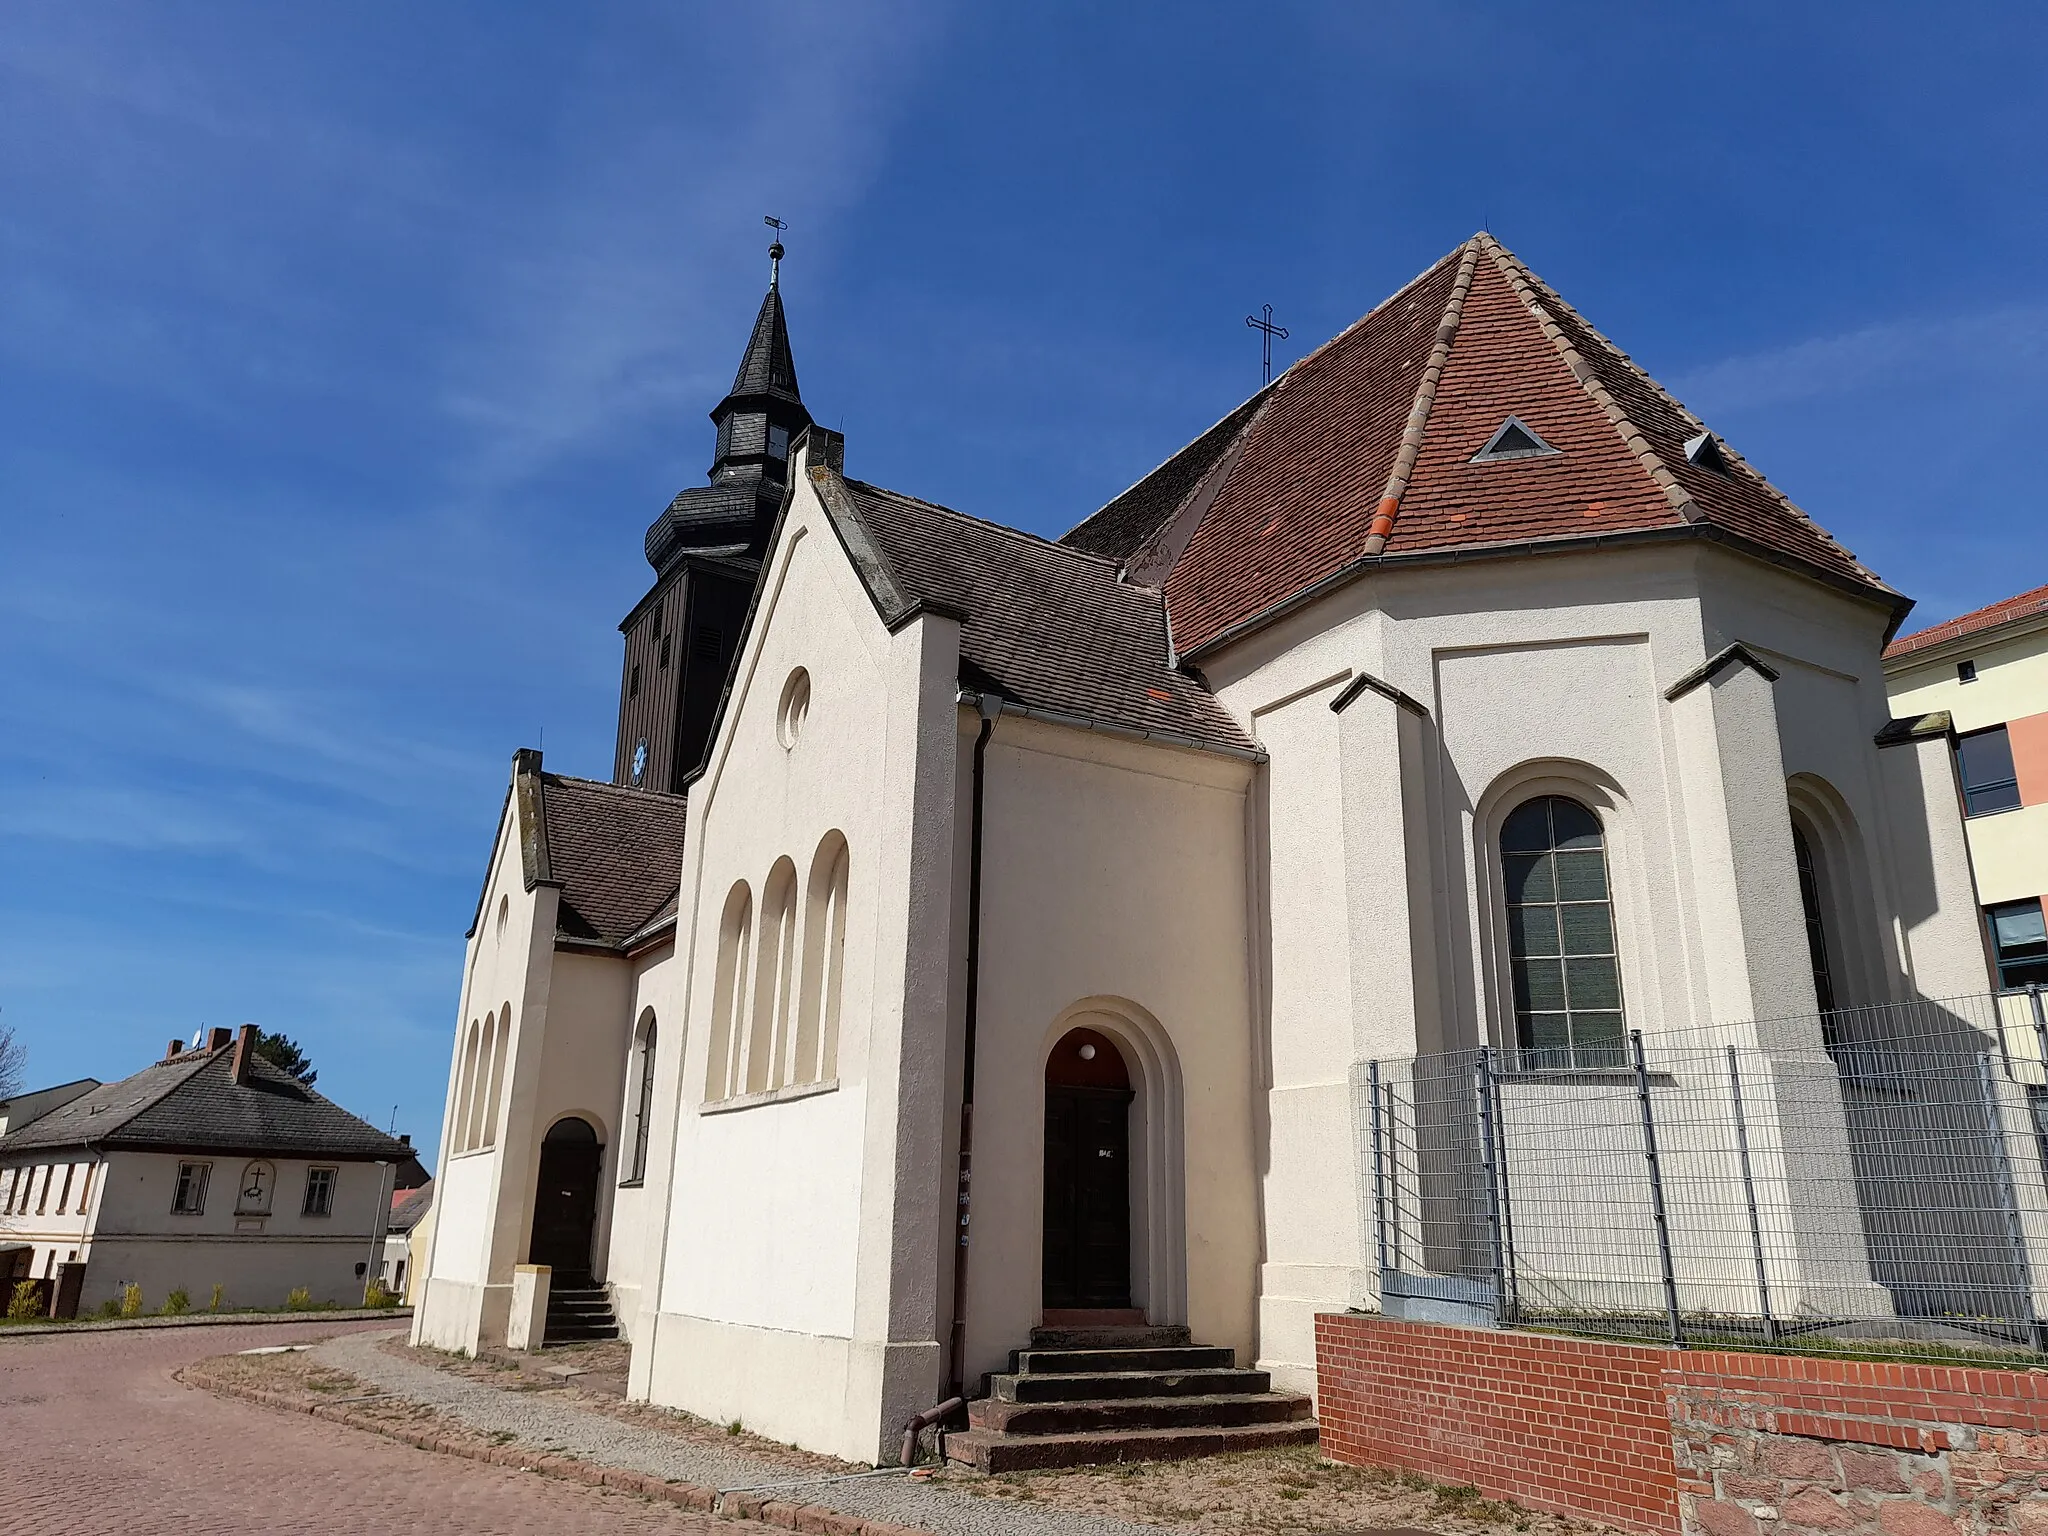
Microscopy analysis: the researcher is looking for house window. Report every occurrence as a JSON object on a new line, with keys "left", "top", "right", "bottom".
{"left": 1957, "top": 726, "right": 2022, "bottom": 816}
{"left": 302, "top": 1167, "right": 337, "bottom": 1217}
{"left": 1502, "top": 795, "right": 1625, "bottom": 1068}
{"left": 1958, "top": 660, "right": 1978, "bottom": 683}
{"left": 55, "top": 1165, "right": 75, "bottom": 1216}
{"left": 34, "top": 1165, "right": 49, "bottom": 1215}
{"left": 172, "top": 1162, "right": 210, "bottom": 1215}
{"left": 1988, "top": 900, "right": 2048, "bottom": 990}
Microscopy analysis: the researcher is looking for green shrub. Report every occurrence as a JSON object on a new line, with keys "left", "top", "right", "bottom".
{"left": 96, "top": 1297, "right": 121, "bottom": 1319}
{"left": 119, "top": 1283, "right": 143, "bottom": 1319}
{"left": 363, "top": 1279, "right": 399, "bottom": 1309}
{"left": 285, "top": 1286, "right": 314, "bottom": 1311}
{"left": 161, "top": 1288, "right": 191, "bottom": 1316}
{"left": 6, "top": 1281, "right": 41, "bottom": 1321}
{"left": 209, "top": 1282, "right": 225, "bottom": 1313}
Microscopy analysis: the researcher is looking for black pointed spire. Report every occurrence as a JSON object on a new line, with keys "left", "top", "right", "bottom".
{"left": 641, "top": 242, "right": 815, "bottom": 573}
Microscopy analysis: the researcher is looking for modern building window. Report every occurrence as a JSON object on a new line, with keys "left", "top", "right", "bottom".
{"left": 1958, "top": 660, "right": 1978, "bottom": 683}
{"left": 628, "top": 1014, "right": 657, "bottom": 1183}
{"left": 1502, "top": 795, "right": 1626, "bottom": 1067}
{"left": 1957, "top": 725, "right": 2022, "bottom": 816}
{"left": 1792, "top": 825, "right": 1838, "bottom": 1015}
{"left": 1988, "top": 900, "right": 2048, "bottom": 990}
{"left": 302, "top": 1167, "right": 337, "bottom": 1217}
{"left": 172, "top": 1162, "right": 210, "bottom": 1215}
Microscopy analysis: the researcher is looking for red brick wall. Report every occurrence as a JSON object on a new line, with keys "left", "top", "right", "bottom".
{"left": 1314, "top": 1314, "right": 1682, "bottom": 1533}
{"left": 1316, "top": 1315, "right": 2048, "bottom": 1536}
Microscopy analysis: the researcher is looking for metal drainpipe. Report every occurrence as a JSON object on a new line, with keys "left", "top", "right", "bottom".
{"left": 945, "top": 693, "right": 1002, "bottom": 1404}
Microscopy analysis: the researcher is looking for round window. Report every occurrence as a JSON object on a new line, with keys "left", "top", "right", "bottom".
{"left": 777, "top": 667, "right": 811, "bottom": 749}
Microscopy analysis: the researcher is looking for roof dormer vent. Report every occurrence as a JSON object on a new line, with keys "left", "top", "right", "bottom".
{"left": 1470, "top": 416, "right": 1559, "bottom": 463}
{"left": 1684, "top": 430, "right": 1728, "bottom": 471}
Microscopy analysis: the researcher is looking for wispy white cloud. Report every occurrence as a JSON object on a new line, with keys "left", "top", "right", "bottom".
{"left": 1672, "top": 305, "right": 2048, "bottom": 416}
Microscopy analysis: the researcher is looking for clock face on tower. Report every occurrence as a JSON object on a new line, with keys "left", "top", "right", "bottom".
{"left": 631, "top": 739, "right": 648, "bottom": 786}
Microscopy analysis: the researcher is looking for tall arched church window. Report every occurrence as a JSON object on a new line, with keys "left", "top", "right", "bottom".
{"left": 748, "top": 859, "right": 799, "bottom": 1094}
{"left": 1791, "top": 824, "right": 1837, "bottom": 1016}
{"left": 481, "top": 1008, "right": 511, "bottom": 1148}
{"left": 1502, "top": 795, "right": 1624, "bottom": 1067}
{"left": 705, "top": 882, "right": 753, "bottom": 1100}
{"left": 795, "top": 833, "right": 849, "bottom": 1086}
{"left": 465, "top": 1010, "right": 497, "bottom": 1152}
{"left": 455, "top": 1020, "right": 482, "bottom": 1153}
{"left": 629, "top": 1013, "right": 658, "bottom": 1182}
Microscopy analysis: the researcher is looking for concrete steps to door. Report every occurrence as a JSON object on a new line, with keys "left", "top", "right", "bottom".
{"left": 945, "top": 1325, "right": 1315, "bottom": 1473}
{"left": 543, "top": 1285, "right": 619, "bottom": 1343}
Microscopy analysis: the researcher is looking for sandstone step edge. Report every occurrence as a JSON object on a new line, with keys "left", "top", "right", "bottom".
{"left": 944, "top": 1418, "right": 1320, "bottom": 1474}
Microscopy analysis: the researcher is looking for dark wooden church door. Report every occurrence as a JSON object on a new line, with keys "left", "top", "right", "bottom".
{"left": 529, "top": 1117, "right": 602, "bottom": 1283}
{"left": 1043, "top": 1029, "right": 1134, "bottom": 1312}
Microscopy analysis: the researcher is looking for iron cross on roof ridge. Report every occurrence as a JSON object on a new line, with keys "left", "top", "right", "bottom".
{"left": 1245, "top": 303, "right": 1289, "bottom": 385}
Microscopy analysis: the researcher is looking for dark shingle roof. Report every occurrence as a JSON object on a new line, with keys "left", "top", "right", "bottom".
{"left": 830, "top": 479, "right": 1258, "bottom": 756}
{"left": 0, "top": 1046, "right": 410, "bottom": 1162}
{"left": 389, "top": 1180, "right": 433, "bottom": 1231}
{"left": 1067, "top": 234, "right": 1899, "bottom": 658}
{"left": 730, "top": 283, "right": 802, "bottom": 406}
{"left": 541, "top": 773, "right": 688, "bottom": 948}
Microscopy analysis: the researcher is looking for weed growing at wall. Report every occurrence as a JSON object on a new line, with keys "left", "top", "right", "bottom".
{"left": 162, "top": 1288, "right": 191, "bottom": 1316}
{"left": 285, "top": 1286, "right": 314, "bottom": 1311}
{"left": 119, "top": 1284, "right": 143, "bottom": 1318}
{"left": 6, "top": 1281, "right": 40, "bottom": 1321}
{"left": 209, "top": 1283, "right": 225, "bottom": 1313}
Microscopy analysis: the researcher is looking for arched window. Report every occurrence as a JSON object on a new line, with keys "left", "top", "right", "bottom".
{"left": 705, "top": 882, "right": 753, "bottom": 1100}
{"left": 795, "top": 833, "right": 849, "bottom": 1086}
{"left": 465, "top": 1009, "right": 497, "bottom": 1152}
{"left": 1502, "top": 795, "right": 1624, "bottom": 1067}
{"left": 454, "top": 1020, "right": 482, "bottom": 1153}
{"left": 481, "top": 1007, "right": 511, "bottom": 1148}
{"left": 628, "top": 1011, "right": 658, "bottom": 1182}
{"left": 1791, "top": 824, "right": 1837, "bottom": 1015}
{"left": 748, "top": 859, "right": 800, "bottom": 1094}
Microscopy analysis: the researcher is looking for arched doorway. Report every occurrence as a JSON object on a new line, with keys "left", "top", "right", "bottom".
{"left": 529, "top": 1116, "right": 602, "bottom": 1282}
{"left": 1043, "top": 1027, "right": 1134, "bottom": 1316}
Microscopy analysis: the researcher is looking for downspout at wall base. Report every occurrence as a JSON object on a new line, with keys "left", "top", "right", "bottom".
{"left": 945, "top": 692, "right": 1003, "bottom": 1402}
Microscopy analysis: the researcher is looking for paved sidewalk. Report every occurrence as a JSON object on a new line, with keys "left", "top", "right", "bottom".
{"left": 318, "top": 1330, "right": 1150, "bottom": 1536}
{"left": 0, "top": 1318, "right": 766, "bottom": 1535}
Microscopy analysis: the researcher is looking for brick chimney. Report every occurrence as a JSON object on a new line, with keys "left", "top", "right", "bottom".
{"left": 164, "top": 1039, "right": 183, "bottom": 1061}
{"left": 230, "top": 1023, "right": 259, "bottom": 1085}
{"left": 207, "top": 1026, "right": 232, "bottom": 1052}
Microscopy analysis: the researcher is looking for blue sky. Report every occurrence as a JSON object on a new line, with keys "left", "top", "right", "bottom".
{"left": 4, "top": 3, "right": 2044, "bottom": 1161}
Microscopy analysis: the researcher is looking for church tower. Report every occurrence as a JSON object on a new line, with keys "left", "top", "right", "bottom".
{"left": 613, "top": 245, "right": 814, "bottom": 793}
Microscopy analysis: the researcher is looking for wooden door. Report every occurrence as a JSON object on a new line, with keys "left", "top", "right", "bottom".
{"left": 529, "top": 1119, "right": 602, "bottom": 1282}
{"left": 1043, "top": 1084, "right": 1134, "bottom": 1310}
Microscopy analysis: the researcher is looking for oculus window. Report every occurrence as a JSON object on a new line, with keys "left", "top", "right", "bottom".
{"left": 1957, "top": 726, "right": 2022, "bottom": 816}
{"left": 1989, "top": 899, "right": 2048, "bottom": 990}
{"left": 1503, "top": 795, "right": 1625, "bottom": 1067}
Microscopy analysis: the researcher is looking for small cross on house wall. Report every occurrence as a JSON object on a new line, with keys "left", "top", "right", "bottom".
{"left": 235, "top": 1160, "right": 274, "bottom": 1231}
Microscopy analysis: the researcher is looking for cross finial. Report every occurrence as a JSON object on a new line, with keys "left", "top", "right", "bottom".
{"left": 764, "top": 215, "right": 789, "bottom": 288}
{"left": 1245, "top": 304, "right": 1289, "bottom": 385}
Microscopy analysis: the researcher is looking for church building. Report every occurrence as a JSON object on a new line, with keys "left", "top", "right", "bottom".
{"left": 413, "top": 234, "right": 1991, "bottom": 1465}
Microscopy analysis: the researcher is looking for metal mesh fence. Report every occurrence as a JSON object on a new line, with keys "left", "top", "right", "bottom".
{"left": 1359, "top": 989, "right": 2048, "bottom": 1360}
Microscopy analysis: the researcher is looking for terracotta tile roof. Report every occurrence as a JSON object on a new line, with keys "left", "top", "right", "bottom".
{"left": 539, "top": 773, "right": 687, "bottom": 949}
{"left": 828, "top": 478, "right": 1259, "bottom": 756}
{"left": 1885, "top": 582, "right": 2048, "bottom": 661}
{"left": 0, "top": 1046, "right": 409, "bottom": 1162}
{"left": 1067, "top": 234, "right": 1896, "bottom": 657}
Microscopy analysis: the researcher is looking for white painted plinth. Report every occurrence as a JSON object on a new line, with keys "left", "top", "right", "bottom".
{"left": 508, "top": 1264, "right": 550, "bottom": 1352}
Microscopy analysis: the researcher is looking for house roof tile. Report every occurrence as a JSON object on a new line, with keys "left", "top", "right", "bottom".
{"left": 0, "top": 1046, "right": 409, "bottom": 1162}
{"left": 1884, "top": 582, "right": 2048, "bottom": 662}
{"left": 1067, "top": 234, "right": 1897, "bottom": 657}
{"left": 539, "top": 773, "right": 688, "bottom": 949}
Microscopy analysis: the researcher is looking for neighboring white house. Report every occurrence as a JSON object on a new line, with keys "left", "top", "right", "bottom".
{"left": 0, "top": 1080, "right": 98, "bottom": 1139}
{"left": 0, "top": 1025, "right": 410, "bottom": 1313}
{"left": 415, "top": 234, "right": 1993, "bottom": 1465}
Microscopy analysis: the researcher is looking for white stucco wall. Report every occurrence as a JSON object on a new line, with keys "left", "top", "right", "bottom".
{"left": 632, "top": 460, "right": 963, "bottom": 1463}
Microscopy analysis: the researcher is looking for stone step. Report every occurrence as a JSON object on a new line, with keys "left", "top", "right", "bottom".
{"left": 1012, "top": 1345, "right": 1236, "bottom": 1375}
{"left": 944, "top": 1419, "right": 1318, "bottom": 1474}
{"left": 970, "top": 1391, "right": 1313, "bottom": 1436}
{"left": 547, "top": 1298, "right": 615, "bottom": 1315}
{"left": 1026, "top": 1324, "right": 1191, "bottom": 1351}
{"left": 991, "top": 1366, "right": 1273, "bottom": 1403}
{"left": 543, "top": 1321, "right": 619, "bottom": 1341}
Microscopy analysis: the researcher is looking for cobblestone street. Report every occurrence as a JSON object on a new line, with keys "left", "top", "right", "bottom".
{"left": 0, "top": 1321, "right": 765, "bottom": 1534}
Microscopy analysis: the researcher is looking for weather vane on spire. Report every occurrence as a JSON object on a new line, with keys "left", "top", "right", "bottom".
{"left": 765, "top": 215, "right": 789, "bottom": 287}
{"left": 1246, "top": 304, "right": 1289, "bottom": 385}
